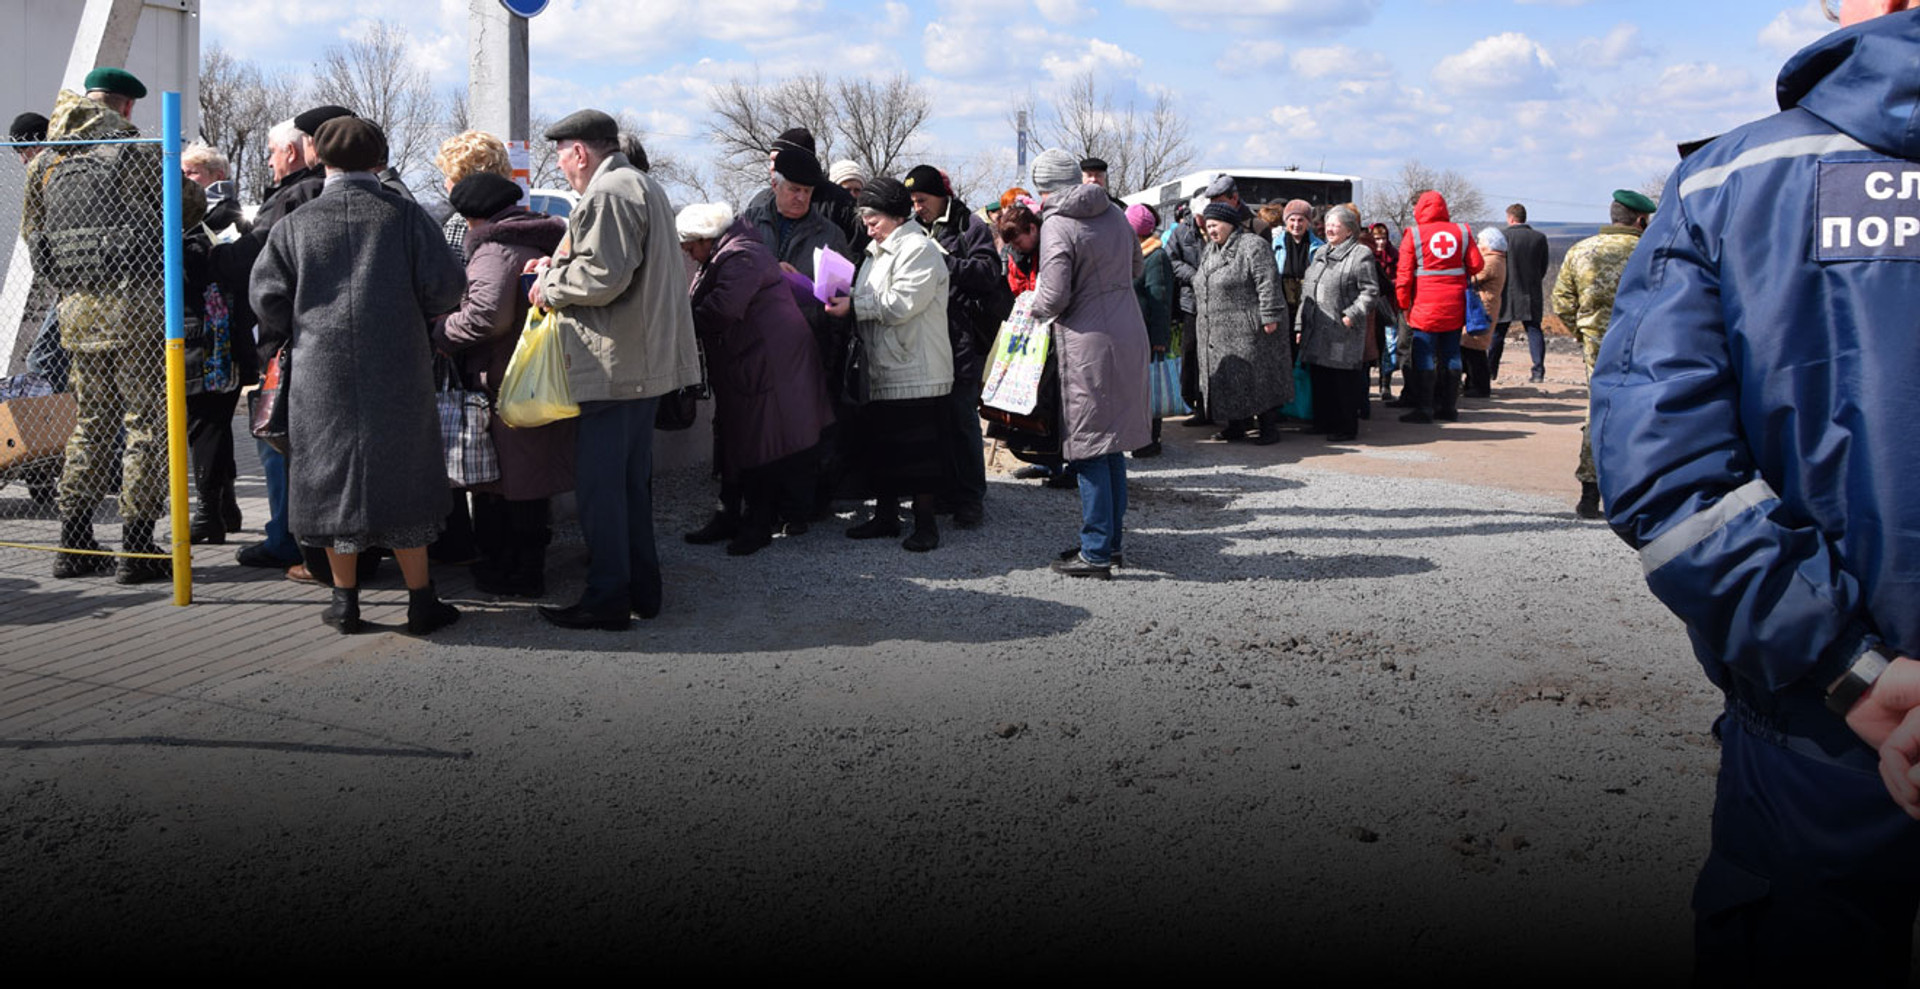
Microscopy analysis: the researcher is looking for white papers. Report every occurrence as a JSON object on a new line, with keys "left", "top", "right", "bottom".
{"left": 812, "top": 246, "right": 855, "bottom": 303}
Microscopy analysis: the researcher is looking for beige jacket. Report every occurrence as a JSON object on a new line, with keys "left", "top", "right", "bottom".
{"left": 537, "top": 153, "right": 701, "bottom": 403}
{"left": 852, "top": 219, "right": 952, "bottom": 401}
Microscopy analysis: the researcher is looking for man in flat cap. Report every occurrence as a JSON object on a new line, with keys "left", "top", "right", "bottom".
{"left": 22, "top": 66, "right": 204, "bottom": 583}
{"left": 1203, "top": 173, "right": 1271, "bottom": 239}
{"left": 526, "top": 109, "right": 702, "bottom": 631}
{"left": 1552, "top": 188, "right": 1653, "bottom": 519}
{"left": 746, "top": 126, "right": 863, "bottom": 251}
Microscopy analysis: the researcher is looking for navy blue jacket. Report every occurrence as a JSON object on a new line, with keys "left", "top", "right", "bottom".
{"left": 1591, "top": 11, "right": 1920, "bottom": 705}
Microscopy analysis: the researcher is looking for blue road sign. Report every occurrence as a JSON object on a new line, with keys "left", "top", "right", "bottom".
{"left": 500, "top": 0, "right": 548, "bottom": 16}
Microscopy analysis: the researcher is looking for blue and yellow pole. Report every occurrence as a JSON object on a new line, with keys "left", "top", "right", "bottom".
{"left": 161, "top": 92, "right": 190, "bottom": 606}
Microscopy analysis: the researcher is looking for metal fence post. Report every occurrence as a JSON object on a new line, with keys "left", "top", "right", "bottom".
{"left": 161, "top": 91, "right": 190, "bottom": 606}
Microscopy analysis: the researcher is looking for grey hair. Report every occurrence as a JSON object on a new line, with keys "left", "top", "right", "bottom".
{"left": 181, "top": 141, "right": 229, "bottom": 177}
{"left": 267, "top": 118, "right": 302, "bottom": 152}
{"left": 1325, "top": 204, "right": 1360, "bottom": 234}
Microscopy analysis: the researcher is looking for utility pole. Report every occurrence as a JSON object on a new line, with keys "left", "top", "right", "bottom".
{"left": 468, "top": 0, "right": 532, "bottom": 191}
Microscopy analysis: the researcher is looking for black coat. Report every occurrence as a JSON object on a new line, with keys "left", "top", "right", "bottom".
{"left": 925, "top": 196, "right": 1008, "bottom": 387}
{"left": 1502, "top": 222, "right": 1550, "bottom": 323}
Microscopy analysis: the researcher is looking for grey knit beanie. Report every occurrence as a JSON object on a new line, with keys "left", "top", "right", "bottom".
{"left": 1030, "top": 148, "right": 1080, "bottom": 194}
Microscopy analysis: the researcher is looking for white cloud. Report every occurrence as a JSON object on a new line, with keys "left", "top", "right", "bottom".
{"left": 1215, "top": 40, "right": 1286, "bottom": 74}
{"left": 1631, "top": 62, "right": 1758, "bottom": 112}
{"left": 1123, "top": 0, "right": 1379, "bottom": 28}
{"left": 882, "top": 1, "right": 913, "bottom": 34}
{"left": 1034, "top": 0, "right": 1096, "bottom": 24}
{"left": 1571, "top": 23, "right": 1651, "bottom": 69}
{"left": 1433, "top": 32, "right": 1559, "bottom": 99}
{"left": 1291, "top": 45, "right": 1393, "bottom": 80}
{"left": 526, "top": 0, "right": 825, "bottom": 61}
{"left": 1758, "top": 5, "right": 1832, "bottom": 57}
{"left": 1041, "top": 38, "right": 1145, "bottom": 81}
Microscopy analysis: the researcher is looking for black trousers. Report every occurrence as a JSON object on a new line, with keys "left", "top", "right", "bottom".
{"left": 722, "top": 442, "right": 823, "bottom": 530}
{"left": 185, "top": 388, "right": 240, "bottom": 498}
{"left": 1308, "top": 363, "right": 1364, "bottom": 437}
{"left": 1461, "top": 348, "right": 1491, "bottom": 397}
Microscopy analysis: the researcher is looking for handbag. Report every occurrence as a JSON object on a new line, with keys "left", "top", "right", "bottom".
{"left": 1463, "top": 284, "right": 1492, "bottom": 336}
{"left": 436, "top": 357, "right": 499, "bottom": 488}
{"left": 497, "top": 306, "right": 580, "bottom": 428}
{"left": 247, "top": 345, "right": 289, "bottom": 454}
{"left": 979, "top": 291, "right": 1050, "bottom": 415}
{"left": 1279, "top": 362, "right": 1313, "bottom": 421}
{"left": 655, "top": 338, "right": 709, "bottom": 431}
{"left": 839, "top": 328, "right": 871, "bottom": 408}
{"left": 1148, "top": 354, "right": 1188, "bottom": 419}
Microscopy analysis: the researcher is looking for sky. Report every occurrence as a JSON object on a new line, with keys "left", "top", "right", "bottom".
{"left": 199, "top": 0, "right": 1840, "bottom": 222}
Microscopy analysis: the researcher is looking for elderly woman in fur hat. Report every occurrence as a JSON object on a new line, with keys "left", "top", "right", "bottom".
{"left": 678, "top": 202, "right": 836, "bottom": 556}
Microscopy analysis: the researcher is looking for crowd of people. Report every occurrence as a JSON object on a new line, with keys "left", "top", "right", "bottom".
{"left": 13, "top": 67, "right": 1624, "bottom": 629}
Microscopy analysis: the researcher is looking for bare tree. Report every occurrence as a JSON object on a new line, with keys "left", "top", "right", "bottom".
{"left": 443, "top": 84, "right": 471, "bottom": 137}
{"left": 1024, "top": 74, "right": 1197, "bottom": 198}
{"left": 1641, "top": 168, "right": 1672, "bottom": 206}
{"left": 834, "top": 74, "right": 931, "bottom": 178}
{"left": 312, "top": 20, "right": 439, "bottom": 187}
{"left": 706, "top": 70, "right": 933, "bottom": 197}
{"left": 197, "top": 43, "right": 303, "bottom": 199}
{"left": 1363, "top": 159, "right": 1488, "bottom": 230}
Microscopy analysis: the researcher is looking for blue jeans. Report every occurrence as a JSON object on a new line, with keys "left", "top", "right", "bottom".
{"left": 1072, "top": 452, "right": 1126, "bottom": 565}
{"left": 1410, "top": 329, "right": 1462, "bottom": 373}
{"left": 1489, "top": 321, "right": 1544, "bottom": 379}
{"left": 255, "top": 437, "right": 300, "bottom": 560}
{"left": 574, "top": 397, "right": 661, "bottom": 612}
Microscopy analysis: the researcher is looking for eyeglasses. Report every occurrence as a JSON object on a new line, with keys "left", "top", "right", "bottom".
{"left": 1820, "top": 0, "right": 1840, "bottom": 23}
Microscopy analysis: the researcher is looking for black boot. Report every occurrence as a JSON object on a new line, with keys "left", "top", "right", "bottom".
{"left": 321, "top": 585, "right": 362, "bottom": 634}
{"left": 1385, "top": 371, "right": 1417, "bottom": 408}
{"left": 903, "top": 510, "right": 939, "bottom": 552}
{"left": 1576, "top": 482, "right": 1604, "bottom": 519}
{"left": 52, "top": 516, "right": 114, "bottom": 578}
{"left": 405, "top": 583, "right": 461, "bottom": 635}
{"left": 1434, "top": 368, "right": 1460, "bottom": 422}
{"left": 847, "top": 501, "right": 903, "bottom": 539}
{"left": 190, "top": 489, "right": 226, "bottom": 544}
{"left": 685, "top": 509, "right": 741, "bottom": 545}
{"left": 1398, "top": 372, "right": 1435, "bottom": 424}
{"left": 220, "top": 483, "right": 242, "bottom": 533}
{"left": 116, "top": 520, "right": 171, "bottom": 585}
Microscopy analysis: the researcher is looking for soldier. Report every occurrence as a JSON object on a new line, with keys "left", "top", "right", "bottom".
{"left": 21, "top": 67, "right": 204, "bottom": 582}
{"left": 1552, "top": 189, "right": 1654, "bottom": 519}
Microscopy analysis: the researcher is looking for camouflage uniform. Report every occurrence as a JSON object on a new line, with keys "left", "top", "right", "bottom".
{"left": 20, "top": 90, "right": 204, "bottom": 521}
{"left": 1552, "top": 224, "right": 1642, "bottom": 483}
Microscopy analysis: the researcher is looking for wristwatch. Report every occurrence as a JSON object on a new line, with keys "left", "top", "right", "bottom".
{"left": 1826, "top": 644, "right": 1894, "bottom": 716}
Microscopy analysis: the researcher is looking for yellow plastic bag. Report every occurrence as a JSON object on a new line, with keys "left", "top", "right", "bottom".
{"left": 497, "top": 306, "right": 580, "bottom": 428}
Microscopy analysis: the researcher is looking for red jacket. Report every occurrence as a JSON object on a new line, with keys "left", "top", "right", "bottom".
{"left": 1394, "top": 190, "right": 1483, "bottom": 333}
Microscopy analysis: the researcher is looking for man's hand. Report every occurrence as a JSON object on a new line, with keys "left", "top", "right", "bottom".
{"left": 525, "top": 256, "right": 551, "bottom": 309}
{"left": 824, "top": 294, "right": 851, "bottom": 319}
{"left": 1262, "top": 322, "right": 1279, "bottom": 335}
{"left": 778, "top": 261, "right": 799, "bottom": 275}
{"left": 1843, "top": 656, "right": 1920, "bottom": 817}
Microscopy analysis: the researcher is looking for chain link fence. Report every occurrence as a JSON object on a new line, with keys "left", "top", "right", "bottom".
{"left": 0, "top": 107, "right": 191, "bottom": 596}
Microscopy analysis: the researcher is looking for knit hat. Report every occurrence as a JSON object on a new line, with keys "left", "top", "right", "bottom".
{"left": 83, "top": 67, "right": 145, "bottom": 100}
{"left": 903, "top": 164, "right": 949, "bottom": 198}
{"left": 1283, "top": 199, "right": 1312, "bottom": 220}
{"left": 773, "top": 146, "right": 823, "bottom": 186}
{"left": 8, "top": 112, "right": 48, "bottom": 142}
{"left": 773, "top": 127, "right": 815, "bottom": 156}
{"left": 1030, "top": 148, "right": 1079, "bottom": 194}
{"left": 312, "top": 116, "right": 386, "bottom": 171}
{"left": 676, "top": 202, "right": 735, "bottom": 242}
{"left": 1189, "top": 195, "right": 1209, "bottom": 220}
{"left": 449, "top": 172, "right": 523, "bottom": 219}
{"left": 828, "top": 159, "right": 868, "bottom": 186}
{"left": 294, "top": 104, "right": 355, "bottom": 137}
{"left": 1125, "top": 203, "right": 1157, "bottom": 238}
{"left": 1201, "top": 201, "right": 1242, "bottom": 226}
{"left": 1476, "top": 225, "right": 1509, "bottom": 253}
{"left": 857, "top": 176, "right": 914, "bottom": 219}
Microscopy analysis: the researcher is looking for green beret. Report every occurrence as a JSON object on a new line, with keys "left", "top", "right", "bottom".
{"left": 84, "top": 67, "right": 146, "bottom": 100}
{"left": 1612, "top": 189, "right": 1658, "bottom": 215}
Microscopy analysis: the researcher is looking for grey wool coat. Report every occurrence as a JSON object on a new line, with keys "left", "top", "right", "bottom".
{"left": 1032, "top": 183, "right": 1152, "bottom": 462}
{"left": 1295, "top": 238, "right": 1380, "bottom": 371}
{"left": 1194, "top": 228, "right": 1291, "bottom": 419}
{"left": 251, "top": 173, "right": 467, "bottom": 541}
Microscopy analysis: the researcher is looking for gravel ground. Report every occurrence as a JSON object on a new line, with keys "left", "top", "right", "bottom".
{"left": 0, "top": 410, "right": 1732, "bottom": 979}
